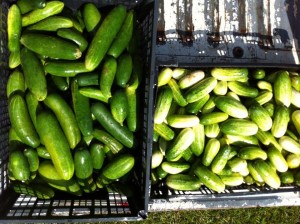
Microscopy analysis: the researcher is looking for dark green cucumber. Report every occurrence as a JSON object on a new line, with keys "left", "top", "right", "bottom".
{"left": 71, "top": 80, "right": 93, "bottom": 137}
{"left": 25, "top": 91, "right": 42, "bottom": 133}
{"left": 186, "top": 94, "right": 210, "bottom": 114}
{"left": 194, "top": 165, "right": 225, "bottom": 193}
{"left": 156, "top": 165, "right": 168, "bottom": 179}
{"left": 45, "top": 61, "right": 89, "bottom": 77}
{"left": 280, "top": 170, "right": 294, "bottom": 184}
{"left": 24, "top": 148, "right": 39, "bottom": 172}
{"left": 99, "top": 56, "right": 117, "bottom": 98}
{"left": 7, "top": 69, "right": 25, "bottom": 98}
{"left": 82, "top": 2, "right": 101, "bottom": 32}
{"left": 9, "top": 93, "right": 40, "bottom": 148}
{"left": 9, "top": 150, "right": 30, "bottom": 181}
{"left": 13, "top": 182, "right": 55, "bottom": 199}
{"left": 91, "top": 102, "right": 134, "bottom": 148}
{"left": 27, "top": 16, "right": 73, "bottom": 31}
{"left": 76, "top": 73, "right": 99, "bottom": 86}
{"left": 21, "top": 33, "right": 82, "bottom": 60}
{"left": 21, "top": 1, "right": 64, "bottom": 27}
{"left": 108, "top": 10, "right": 134, "bottom": 58}
{"left": 92, "top": 129, "right": 123, "bottom": 154}
{"left": 79, "top": 87, "right": 109, "bottom": 103}
{"left": 43, "top": 93, "right": 81, "bottom": 149}
{"left": 36, "top": 146, "right": 51, "bottom": 159}
{"left": 57, "top": 28, "right": 88, "bottom": 52}
{"left": 21, "top": 48, "right": 47, "bottom": 101}
{"left": 51, "top": 76, "right": 69, "bottom": 91}
{"left": 36, "top": 111, "right": 74, "bottom": 180}
{"left": 125, "top": 87, "right": 138, "bottom": 132}
{"left": 85, "top": 5, "right": 127, "bottom": 71}
{"left": 17, "top": 0, "right": 46, "bottom": 14}
{"left": 102, "top": 154, "right": 135, "bottom": 180}
{"left": 74, "top": 148, "right": 93, "bottom": 179}
{"left": 90, "top": 143, "right": 105, "bottom": 170}
{"left": 110, "top": 89, "right": 128, "bottom": 125}
{"left": 38, "top": 160, "right": 81, "bottom": 196}
{"left": 7, "top": 4, "right": 22, "bottom": 52}
{"left": 115, "top": 53, "right": 132, "bottom": 87}
{"left": 252, "top": 69, "right": 265, "bottom": 79}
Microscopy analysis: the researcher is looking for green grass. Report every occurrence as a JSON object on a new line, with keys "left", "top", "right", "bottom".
{"left": 100, "top": 206, "right": 300, "bottom": 224}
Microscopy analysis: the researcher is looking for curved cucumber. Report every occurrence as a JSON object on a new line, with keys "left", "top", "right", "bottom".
{"left": 57, "top": 28, "right": 88, "bottom": 52}
{"left": 21, "top": 48, "right": 47, "bottom": 101}
{"left": 38, "top": 160, "right": 81, "bottom": 196}
{"left": 27, "top": 16, "right": 73, "bottom": 31}
{"left": 91, "top": 102, "right": 134, "bottom": 148}
{"left": 22, "top": 1, "right": 64, "bottom": 27}
{"left": 43, "top": 93, "right": 81, "bottom": 149}
{"left": 85, "top": 5, "right": 127, "bottom": 70}
{"left": 36, "top": 111, "right": 74, "bottom": 180}
{"left": 7, "top": 69, "right": 25, "bottom": 98}
{"left": 9, "top": 93, "right": 40, "bottom": 148}
{"left": 108, "top": 10, "right": 134, "bottom": 58}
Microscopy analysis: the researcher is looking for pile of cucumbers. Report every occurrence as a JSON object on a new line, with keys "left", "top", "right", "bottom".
{"left": 152, "top": 67, "right": 300, "bottom": 192}
{"left": 7, "top": 0, "right": 142, "bottom": 198}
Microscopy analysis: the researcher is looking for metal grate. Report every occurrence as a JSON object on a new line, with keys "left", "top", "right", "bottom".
{"left": 155, "top": 0, "right": 300, "bottom": 66}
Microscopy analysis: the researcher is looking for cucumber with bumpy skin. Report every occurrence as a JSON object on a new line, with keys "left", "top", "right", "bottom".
{"left": 194, "top": 165, "right": 225, "bottom": 193}
{"left": 165, "top": 128, "right": 195, "bottom": 162}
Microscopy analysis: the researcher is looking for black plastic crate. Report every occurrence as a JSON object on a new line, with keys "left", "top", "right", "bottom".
{"left": 148, "top": 0, "right": 300, "bottom": 212}
{"left": 0, "top": 0, "right": 156, "bottom": 222}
